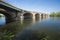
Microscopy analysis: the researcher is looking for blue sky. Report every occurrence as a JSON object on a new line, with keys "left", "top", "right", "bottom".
{"left": 3, "top": 0, "right": 60, "bottom": 13}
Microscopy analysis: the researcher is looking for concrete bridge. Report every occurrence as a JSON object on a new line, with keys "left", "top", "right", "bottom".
{"left": 0, "top": 1, "right": 49, "bottom": 23}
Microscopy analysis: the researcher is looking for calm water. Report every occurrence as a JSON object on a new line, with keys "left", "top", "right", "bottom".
{"left": 0, "top": 17, "right": 6, "bottom": 26}
{"left": 0, "top": 17, "right": 60, "bottom": 40}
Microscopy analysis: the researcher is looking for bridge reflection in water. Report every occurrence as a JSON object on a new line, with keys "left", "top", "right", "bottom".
{"left": 20, "top": 16, "right": 47, "bottom": 25}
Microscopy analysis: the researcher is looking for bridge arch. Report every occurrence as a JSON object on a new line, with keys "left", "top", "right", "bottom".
{"left": 0, "top": 10, "right": 13, "bottom": 23}
{"left": 35, "top": 13, "right": 40, "bottom": 19}
{"left": 23, "top": 12, "right": 33, "bottom": 19}
{"left": 0, "top": 13, "right": 6, "bottom": 25}
{"left": 41, "top": 14, "right": 44, "bottom": 18}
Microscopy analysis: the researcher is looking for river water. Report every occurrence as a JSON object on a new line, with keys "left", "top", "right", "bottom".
{"left": 0, "top": 17, "right": 60, "bottom": 40}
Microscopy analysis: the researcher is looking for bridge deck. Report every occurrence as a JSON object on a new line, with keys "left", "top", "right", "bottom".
{"left": 0, "top": 1, "right": 22, "bottom": 12}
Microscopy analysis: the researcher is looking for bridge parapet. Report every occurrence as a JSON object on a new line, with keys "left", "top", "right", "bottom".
{"left": 0, "top": 1, "right": 22, "bottom": 12}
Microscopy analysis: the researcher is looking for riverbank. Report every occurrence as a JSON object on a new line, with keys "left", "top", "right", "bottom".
{"left": 50, "top": 11, "right": 60, "bottom": 17}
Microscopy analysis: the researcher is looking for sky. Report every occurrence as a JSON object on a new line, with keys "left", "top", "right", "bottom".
{"left": 2, "top": 0, "right": 60, "bottom": 14}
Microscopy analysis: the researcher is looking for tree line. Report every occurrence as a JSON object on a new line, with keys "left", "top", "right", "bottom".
{"left": 50, "top": 11, "right": 60, "bottom": 17}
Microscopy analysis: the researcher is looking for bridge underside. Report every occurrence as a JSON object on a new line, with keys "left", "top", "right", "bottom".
{"left": 23, "top": 13, "right": 33, "bottom": 19}
{"left": 0, "top": 4, "right": 19, "bottom": 23}
{"left": 35, "top": 13, "right": 40, "bottom": 20}
{"left": 0, "top": 11, "right": 15, "bottom": 23}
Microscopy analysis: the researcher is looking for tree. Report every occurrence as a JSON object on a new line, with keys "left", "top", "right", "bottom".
{"left": 50, "top": 12, "right": 56, "bottom": 17}
{"left": 56, "top": 12, "right": 60, "bottom": 17}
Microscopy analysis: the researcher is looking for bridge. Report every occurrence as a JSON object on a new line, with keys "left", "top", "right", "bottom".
{"left": 0, "top": 1, "right": 49, "bottom": 23}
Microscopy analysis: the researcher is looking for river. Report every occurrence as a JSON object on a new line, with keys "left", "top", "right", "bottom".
{"left": 0, "top": 17, "right": 60, "bottom": 40}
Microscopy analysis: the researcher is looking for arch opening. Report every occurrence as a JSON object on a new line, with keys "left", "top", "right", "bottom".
{"left": 0, "top": 11, "right": 13, "bottom": 24}
{"left": 41, "top": 14, "right": 43, "bottom": 18}
{"left": 35, "top": 13, "right": 40, "bottom": 20}
{"left": 0, "top": 13, "right": 6, "bottom": 26}
{"left": 23, "top": 13, "right": 33, "bottom": 19}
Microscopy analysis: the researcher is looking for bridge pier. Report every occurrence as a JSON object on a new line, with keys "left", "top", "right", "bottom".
{"left": 43, "top": 14, "right": 46, "bottom": 19}
{"left": 32, "top": 14, "right": 35, "bottom": 23}
{"left": 5, "top": 12, "right": 17, "bottom": 23}
{"left": 32, "top": 14, "right": 35, "bottom": 20}
{"left": 20, "top": 14, "right": 24, "bottom": 24}
{"left": 6, "top": 12, "right": 21, "bottom": 23}
{"left": 39, "top": 14, "right": 41, "bottom": 21}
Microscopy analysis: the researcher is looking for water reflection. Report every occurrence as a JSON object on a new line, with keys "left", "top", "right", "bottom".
{"left": 20, "top": 16, "right": 45, "bottom": 25}
{"left": 0, "top": 17, "right": 6, "bottom": 26}
{"left": 1, "top": 17, "right": 60, "bottom": 40}
{"left": 14, "top": 17, "right": 60, "bottom": 40}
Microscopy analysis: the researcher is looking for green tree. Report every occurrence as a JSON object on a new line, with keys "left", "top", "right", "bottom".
{"left": 50, "top": 12, "right": 56, "bottom": 17}
{"left": 56, "top": 12, "right": 60, "bottom": 17}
